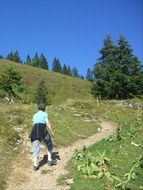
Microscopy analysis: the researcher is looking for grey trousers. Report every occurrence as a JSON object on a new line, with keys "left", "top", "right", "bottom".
{"left": 32, "top": 133, "right": 53, "bottom": 158}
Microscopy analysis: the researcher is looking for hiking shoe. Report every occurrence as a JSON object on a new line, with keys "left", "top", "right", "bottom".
{"left": 33, "top": 166, "right": 39, "bottom": 171}
{"left": 47, "top": 160, "right": 57, "bottom": 166}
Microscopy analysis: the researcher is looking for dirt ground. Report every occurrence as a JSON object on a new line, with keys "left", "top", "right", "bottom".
{"left": 6, "top": 120, "right": 117, "bottom": 190}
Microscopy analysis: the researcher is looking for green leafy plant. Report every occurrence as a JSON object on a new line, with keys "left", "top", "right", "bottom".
{"left": 73, "top": 145, "right": 143, "bottom": 190}
{"left": 116, "top": 153, "right": 143, "bottom": 189}
{"left": 73, "top": 147, "right": 117, "bottom": 185}
{"left": 105, "top": 125, "right": 123, "bottom": 142}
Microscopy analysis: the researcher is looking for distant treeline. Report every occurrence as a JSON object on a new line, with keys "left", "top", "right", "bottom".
{"left": 0, "top": 51, "right": 92, "bottom": 80}
{"left": 1, "top": 33, "right": 143, "bottom": 100}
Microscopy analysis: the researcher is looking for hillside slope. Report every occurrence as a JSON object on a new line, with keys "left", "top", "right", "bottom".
{"left": 0, "top": 59, "right": 93, "bottom": 104}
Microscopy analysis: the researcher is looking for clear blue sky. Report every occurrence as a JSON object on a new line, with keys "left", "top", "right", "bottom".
{"left": 0, "top": 0, "right": 142, "bottom": 76}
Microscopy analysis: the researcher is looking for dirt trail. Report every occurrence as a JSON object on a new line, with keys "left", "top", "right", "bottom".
{"left": 6, "top": 120, "right": 117, "bottom": 190}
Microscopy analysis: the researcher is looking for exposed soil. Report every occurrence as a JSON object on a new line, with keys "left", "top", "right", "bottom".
{"left": 6, "top": 120, "right": 117, "bottom": 190}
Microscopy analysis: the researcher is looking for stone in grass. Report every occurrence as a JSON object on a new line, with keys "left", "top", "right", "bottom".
{"left": 65, "top": 178, "right": 74, "bottom": 185}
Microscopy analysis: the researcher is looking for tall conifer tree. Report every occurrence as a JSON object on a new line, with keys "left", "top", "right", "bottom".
{"left": 52, "top": 58, "right": 62, "bottom": 73}
{"left": 26, "top": 54, "right": 32, "bottom": 65}
{"left": 32, "top": 52, "right": 40, "bottom": 67}
{"left": 39, "top": 53, "right": 49, "bottom": 70}
{"left": 92, "top": 35, "right": 143, "bottom": 99}
{"left": 86, "top": 68, "right": 94, "bottom": 81}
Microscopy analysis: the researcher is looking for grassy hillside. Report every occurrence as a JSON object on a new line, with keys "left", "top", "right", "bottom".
{"left": 0, "top": 59, "right": 143, "bottom": 190}
{"left": 0, "top": 59, "right": 93, "bottom": 104}
{"left": 0, "top": 59, "right": 94, "bottom": 189}
{"left": 61, "top": 101, "right": 143, "bottom": 190}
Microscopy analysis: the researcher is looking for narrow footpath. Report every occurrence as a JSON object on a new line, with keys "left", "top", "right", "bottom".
{"left": 6, "top": 120, "right": 117, "bottom": 190}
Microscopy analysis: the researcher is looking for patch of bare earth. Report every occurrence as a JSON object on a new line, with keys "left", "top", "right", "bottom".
{"left": 6, "top": 120, "right": 117, "bottom": 190}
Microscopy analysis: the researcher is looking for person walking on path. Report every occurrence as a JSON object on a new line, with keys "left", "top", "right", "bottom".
{"left": 29, "top": 103, "right": 56, "bottom": 171}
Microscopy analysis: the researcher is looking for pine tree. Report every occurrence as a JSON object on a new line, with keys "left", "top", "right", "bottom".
{"left": 92, "top": 35, "right": 117, "bottom": 98}
{"left": 86, "top": 68, "right": 93, "bottom": 81}
{"left": 26, "top": 54, "right": 32, "bottom": 65}
{"left": 7, "top": 51, "right": 22, "bottom": 63}
{"left": 115, "top": 35, "right": 143, "bottom": 98}
{"left": 52, "top": 58, "right": 56, "bottom": 71}
{"left": 117, "top": 35, "right": 141, "bottom": 75}
{"left": 13, "top": 51, "right": 22, "bottom": 63}
{"left": 0, "top": 68, "right": 24, "bottom": 98}
{"left": 72, "top": 67, "right": 79, "bottom": 77}
{"left": 62, "top": 64, "right": 69, "bottom": 75}
{"left": 7, "top": 51, "right": 14, "bottom": 61}
{"left": 67, "top": 66, "right": 72, "bottom": 76}
{"left": 92, "top": 35, "right": 143, "bottom": 99}
{"left": 35, "top": 80, "right": 48, "bottom": 104}
{"left": 52, "top": 58, "right": 62, "bottom": 73}
{"left": 39, "top": 53, "right": 49, "bottom": 70}
{"left": 32, "top": 52, "right": 40, "bottom": 67}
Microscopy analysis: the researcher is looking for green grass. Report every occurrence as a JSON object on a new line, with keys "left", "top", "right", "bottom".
{"left": 48, "top": 103, "right": 100, "bottom": 146}
{"left": 62, "top": 101, "right": 143, "bottom": 190}
{"left": 0, "top": 59, "right": 143, "bottom": 190}
{"left": 0, "top": 100, "right": 143, "bottom": 190}
{"left": 0, "top": 100, "right": 100, "bottom": 189}
{"left": 0, "top": 59, "right": 93, "bottom": 104}
{"left": 0, "top": 103, "right": 34, "bottom": 190}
